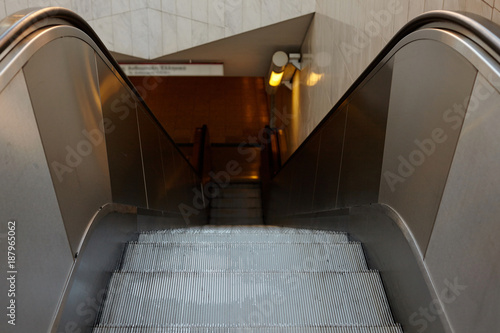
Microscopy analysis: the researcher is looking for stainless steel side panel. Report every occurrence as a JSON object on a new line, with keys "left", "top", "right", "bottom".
{"left": 95, "top": 56, "right": 147, "bottom": 208}
{"left": 266, "top": 159, "right": 294, "bottom": 219}
{"left": 137, "top": 106, "right": 166, "bottom": 210}
{"left": 57, "top": 210, "right": 138, "bottom": 333}
{"left": 379, "top": 39, "right": 477, "bottom": 255}
{"left": 337, "top": 61, "right": 393, "bottom": 207}
{"left": 159, "top": 130, "right": 201, "bottom": 216}
{"left": 312, "top": 105, "right": 347, "bottom": 211}
{"left": 424, "top": 74, "right": 500, "bottom": 333}
{"left": 23, "top": 37, "right": 112, "bottom": 256}
{"left": 0, "top": 71, "right": 74, "bottom": 333}
{"left": 288, "top": 133, "right": 321, "bottom": 215}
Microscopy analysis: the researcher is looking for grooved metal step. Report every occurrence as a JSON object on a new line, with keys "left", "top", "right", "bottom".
{"left": 209, "top": 217, "right": 264, "bottom": 225}
{"left": 138, "top": 227, "right": 350, "bottom": 244}
{"left": 121, "top": 242, "right": 368, "bottom": 272}
{"left": 217, "top": 188, "right": 261, "bottom": 198}
{"left": 93, "top": 326, "right": 403, "bottom": 332}
{"left": 223, "top": 183, "right": 261, "bottom": 189}
{"left": 211, "top": 197, "right": 262, "bottom": 208}
{"left": 210, "top": 208, "right": 262, "bottom": 218}
{"left": 94, "top": 226, "right": 401, "bottom": 333}
{"left": 98, "top": 271, "right": 396, "bottom": 327}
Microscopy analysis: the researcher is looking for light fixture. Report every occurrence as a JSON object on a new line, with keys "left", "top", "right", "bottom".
{"left": 265, "top": 51, "right": 302, "bottom": 95}
{"left": 269, "top": 71, "right": 284, "bottom": 86}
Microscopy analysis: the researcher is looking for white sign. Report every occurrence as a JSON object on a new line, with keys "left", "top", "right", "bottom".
{"left": 120, "top": 63, "right": 224, "bottom": 76}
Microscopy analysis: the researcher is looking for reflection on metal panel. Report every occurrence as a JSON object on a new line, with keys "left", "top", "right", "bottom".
{"left": 159, "top": 133, "right": 177, "bottom": 211}
{"left": 425, "top": 74, "right": 500, "bottom": 333}
{"left": 95, "top": 56, "right": 147, "bottom": 208}
{"left": 337, "top": 61, "right": 393, "bottom": 207}
{"left": 23, "top": 38, "right": 112, "bottom": 255}
{"left": 137, "top": 106, "right": 166, "bottom": 210}
{"left": 0, "top": 71, "right": 73, "bottom": 333}
{"left": 57, "top": 210, "right": 138, "bottom": 333}
{"left": 313, "top": 106, "right": 348, "bottom": 211}
{"left": 379, "top": 40, "right": 477, "bottom": 255}
{"left": 266, "top": 159, "right": 294, "bottom": 219}
{"left": 289, "top": 133, "right": 321, "bottom": 215}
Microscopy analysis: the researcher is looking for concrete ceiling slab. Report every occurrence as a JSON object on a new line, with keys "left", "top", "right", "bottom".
{"left": 112, "top": 14, "right": 314, "bottom": 77}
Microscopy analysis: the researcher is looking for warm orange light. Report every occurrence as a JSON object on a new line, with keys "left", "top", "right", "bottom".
{"left": 269, "top": 71, "right": 284, "bottom": 87}
{"left": 307, "top": 72, "right": 324, "bottom": 86}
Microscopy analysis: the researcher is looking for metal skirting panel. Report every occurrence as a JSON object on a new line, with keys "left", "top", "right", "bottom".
{"left": 266, "top": 60, "right": 392, "bottom": 218}
{"left": 313, "top": 105, "right": 348, "bottom": 211}
{"left": 23, "top": 37, "right": 113, "bottom": 255}
{"left": 288, "top": 133, "right": 321, "bottom": 215}
{"left": 0, "top": 71, "right": 74, "bottom": 333}
{"left": 95, "top": 55, "right": 147, "bottom": 208}
{"left": 137, "top": 106, "right": 166, "bottom": 210}
{"left": 121, "top": 242, "right": 367, "bottom": 272}
{"left": 56, "top": 211, "right": 138, "bottom": 333}
{"left": 424, "top": 74, "right": 500, "bottom": 333}
{"left": 159, "top": 133, "right": 181, "bottom": 212}
{"left": 337, "top": 61, "right": 393, "bottom": 207}
{"left": 379, "top": 39, "right": 478, "bottom": 255}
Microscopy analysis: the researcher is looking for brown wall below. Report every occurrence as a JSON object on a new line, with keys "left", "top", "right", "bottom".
{"left": 129, "top": 76, "right": 270, "bottom": 144}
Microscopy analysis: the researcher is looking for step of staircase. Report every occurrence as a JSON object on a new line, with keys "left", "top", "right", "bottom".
{"left": 138, "top": 227, "right": 350, "bottom": 244}
{"left": 94, "top": 327, "right": 403, "bottom": 333}
{"left": 216, "top": 187, "right": 261, "bottom": 199}
{"left": 210, "top": 182, "right": 264, "bottom": 225}
{"left": 99, "top": 271, "right": 396, "bottom": 327}
{"left": 211, "top": 197, "right": 262, "bottom": 208}
{"left": 210, "top": 208, "right": 262, "bottom": 218}
{"left": 121, "top": 242, "right": 368, "bottom": 272}
{"left": 94, "top": 226, "right": 401, "bottom": 332}
{"left": 209, "top": 217, "right": 265, "bottom": 225}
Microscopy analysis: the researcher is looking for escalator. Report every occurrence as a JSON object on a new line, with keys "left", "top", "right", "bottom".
{"left": 1, "top": 7, "right": 499, "bottom": 333}
{"left": 94, "top": 226, "right": 401, "bottom": 332}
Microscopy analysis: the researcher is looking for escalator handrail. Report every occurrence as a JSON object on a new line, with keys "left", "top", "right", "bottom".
{"left": 0, "top": 7, "right": 199, "bottom": 175}
{"left": 275, "top": 10, "right": 500, "bottom": 175}
{"left": 2, "top": 9, "right": 500, "bottom": 177}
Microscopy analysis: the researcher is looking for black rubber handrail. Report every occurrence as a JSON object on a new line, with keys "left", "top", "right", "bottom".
{"left": 275, "top": 10, "right": 500, "bottom": 175}
{"left": 0, "top": 7, "right": 199, "bottom": 175}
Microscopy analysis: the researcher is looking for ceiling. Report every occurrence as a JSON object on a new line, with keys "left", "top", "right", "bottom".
{"left": 112, "top": 14, "right": 314, "bottom": 77}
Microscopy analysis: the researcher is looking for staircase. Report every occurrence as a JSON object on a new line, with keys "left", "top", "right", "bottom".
{"left": 93, "top": 226, "right": 403, "bottom": 332}
{"left": 209, "top": 182, "right": 263, "bottom": 225}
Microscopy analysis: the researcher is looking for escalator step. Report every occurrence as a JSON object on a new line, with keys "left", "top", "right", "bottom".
{"left": 121, "top": 242, "right": 368, "bottom": 272}
{"left": 138, "top": 227, "right": 349, "bottom": 244}
{"left": 211, "top": 197, "right": 262, "bottom": 208}
{"left": 217, "top": 188, "right": 261, "bottom": 198}
{"left": 93, "top": 325, "right": 403, "bottom": 332}
{"left": 99, "top": 271, "right": 395, "bottom": 327}
{"left": 210, "top": 208, "right": 263, "bottom": 218}
{"left": 209, "top": 217, "right": 264, "bottom": 225}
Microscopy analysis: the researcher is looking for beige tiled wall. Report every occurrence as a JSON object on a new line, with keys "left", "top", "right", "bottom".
{"left": 288, "top": 0, "right": 500, "bottom": 155}
{"left": 0, "top": 0, "right": 315, "bottom": 59}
